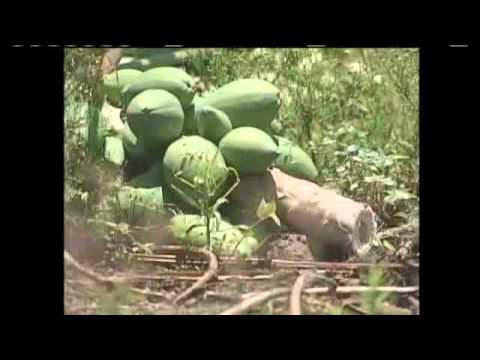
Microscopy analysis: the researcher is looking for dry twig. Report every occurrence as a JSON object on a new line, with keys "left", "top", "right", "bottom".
{"left": 219, "top": 288, "right": 291, "bottom": 315}
{"left": 173, "top": 248, "right": 218, "bottom": 304}
{"left": 290, "top": 272, "right": 316, "bottom": 315}
{"left": 64, "top": 250, "right": 129, "bottom": 291}
{"left": 304, "top": 286, "right": 419, "bottom": 295}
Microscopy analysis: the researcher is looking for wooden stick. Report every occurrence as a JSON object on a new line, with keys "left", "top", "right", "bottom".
{"left": 117, "top": 274, "right": 274, "bottom": 282}
{"left": 290, "top": 272, "right": 316, "bottom": 315}
{"left": 304, "top": 286, "right": 419, "bottom": 295}
{"left": 173, "top": 249, "right": 218, "bottom": 304}
{"left": 226, "top": 285, "right": 419, "bottom": 315}
{"left": 64, "top": 250, "right": 121, "bottom": 291}
{"left": 219, "top": 288, "right": 291, "bottom": 315}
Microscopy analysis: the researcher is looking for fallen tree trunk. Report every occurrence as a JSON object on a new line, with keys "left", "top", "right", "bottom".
{"left": 270, "top": 168, "right": 377, "bottom": 262}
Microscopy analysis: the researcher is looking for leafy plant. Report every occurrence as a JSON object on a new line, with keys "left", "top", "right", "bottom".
{"left": 169, "top": 151, "right": 240, "bottom": 251}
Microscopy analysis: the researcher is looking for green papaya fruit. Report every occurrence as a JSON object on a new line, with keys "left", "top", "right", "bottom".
{"left": 203, "top": 79, "right": 280, "bottom": 131}
{"left": 126, "top": 89, "right": 184, "bottom": 150}
{"left": 196, "top": 105, "right": 232, "bottom": 144}
{"left": 163, "top": 136, "right": 229, "bottom": 209}
{"left": 119, "top": 51, "right": 191, "bottom": 70}
{"left": 143, "top": 67, "right": 194, "bottom": 87}
{"left": 103, "top": 69, "right": 144, "bottom": 107}
{"left": 168, "top": 214, "right": 258, "bottom": 257}
{"left": 120, "top": 121, "right": 149, "bottom": 160}
{"left": 121, "top": 78, "right": 194, "bottom": 110}
{"left": 274, "top": 136, "right": 319, "bottom": 181}
{"left": 219, "top": 127, "right": 279, "bottom": 175}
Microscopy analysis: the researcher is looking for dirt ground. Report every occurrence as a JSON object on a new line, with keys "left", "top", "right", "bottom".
{"left": 64, "top": 231, "right": 419, "bottom": 315}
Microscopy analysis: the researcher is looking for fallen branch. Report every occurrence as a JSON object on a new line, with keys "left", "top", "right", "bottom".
{"left": 64, "top": 250, "right": 128, "bottom": 291}
{"left": 305, "top": 286, "right": 419, "bottom": 295}
{"left": 233, "top": 285, "right": 419, "bottom": 308}
{"left": 290, "top": 272, "right": 316, "bottom": 315}
{"left": 173, "top": 248, "right": 218, "bottom": 305}
{"left": 117, "top": 274, "right": 273, "bottom": 283}
{"left": 219, "top": 288, "right": 291, "bottom": 315}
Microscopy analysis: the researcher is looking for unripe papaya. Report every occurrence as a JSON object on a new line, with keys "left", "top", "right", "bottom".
{"left": 143, "top": 67, "right": 194, "bottom": 87}
{"left": 274, "top": 136, "right": 319, "bottom": 181}
{"left": 168, "top": 214, "right": 259, "bottom": 257}
{"left": 196, "top": 105, "right": 232, "bottom": 144}
{"left": 120, "top": 121, "right": 149, "bottom": 160}
{"left": 126, "top": 89, "right": 184, "bottom": 150}
{"left": 163, "top": 136, "right": 229, "bottom": 208}
{"left": 121, "top": 78, "right": 194, "bottom": 110}
{"left": 203, "top": 79, "right": 281, "bottom": 131}
{"left": 219, "top": 127, "right": 279, "bottom": 175}
{"left": 103, "top": 69, "right": 144, "bottom": 107}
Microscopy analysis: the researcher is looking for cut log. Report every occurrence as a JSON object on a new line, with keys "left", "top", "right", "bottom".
{"left": 270, "top": 168, "right": 377, "bottom": 261}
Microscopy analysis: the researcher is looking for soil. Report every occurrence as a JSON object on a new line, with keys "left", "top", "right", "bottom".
{"left": 258, "top": 233, "right": 314, "bottom": 261}
{"left": 64, "top": 230, "right": 419, "bottom": 315}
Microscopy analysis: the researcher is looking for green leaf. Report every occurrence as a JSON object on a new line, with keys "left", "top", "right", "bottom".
{"left": 384, "top": 189, "right": 416, "bottom": 205}
{"left": 256, "top": 198, "right": 277, "bottom": 221}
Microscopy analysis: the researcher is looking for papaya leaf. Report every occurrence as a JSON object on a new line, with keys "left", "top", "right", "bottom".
{"left": 256, "top": 198, "right": 277, "bottom": 221}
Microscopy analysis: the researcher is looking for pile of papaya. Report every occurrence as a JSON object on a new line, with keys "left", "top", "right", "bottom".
{"left": 82, "top": 48, "right": 374, "bottom": 261}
